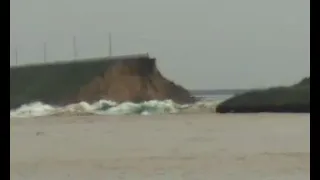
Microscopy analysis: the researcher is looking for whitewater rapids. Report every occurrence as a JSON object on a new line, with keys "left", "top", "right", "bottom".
{"left": 10, "top": 99, "right": 224, "bottom": 118}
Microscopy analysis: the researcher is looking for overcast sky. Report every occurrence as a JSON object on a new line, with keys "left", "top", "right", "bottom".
{"left": 10, "top": 0, "right": 309, "bottom": 89}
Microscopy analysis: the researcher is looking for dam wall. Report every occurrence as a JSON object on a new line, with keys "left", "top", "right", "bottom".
{"left": 10, "top": 54, "right": 195, "bottom": 109}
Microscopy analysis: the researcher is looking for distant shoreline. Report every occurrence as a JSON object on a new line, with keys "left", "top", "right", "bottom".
{"left": 190, "top": 89, "right": 250, "bottom": 95}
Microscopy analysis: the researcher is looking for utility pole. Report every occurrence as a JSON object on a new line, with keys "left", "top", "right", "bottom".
{"left": 43, "top": 42, "right": 47, "bottom": 63}
{"left": 73, "top": 36, "right": 78, "bottom": 59}
{"left": 108, "top": 32, "right": 112, "bottom": 56}
{"left": 14, "top": 47, "right": 18, "bottom": 65}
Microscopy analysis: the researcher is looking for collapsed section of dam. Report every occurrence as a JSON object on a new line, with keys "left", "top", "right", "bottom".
{"left": 10, "top": 54, "right": 196, "bottom": 109}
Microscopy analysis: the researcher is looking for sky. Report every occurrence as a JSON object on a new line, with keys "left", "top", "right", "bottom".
{"left": 10, "top": 0, "right": 310, "bottom": 89}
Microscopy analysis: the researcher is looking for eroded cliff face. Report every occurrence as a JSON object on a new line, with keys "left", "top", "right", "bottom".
{"left": 76, "top": 57, "right": 196, "bottom": 104}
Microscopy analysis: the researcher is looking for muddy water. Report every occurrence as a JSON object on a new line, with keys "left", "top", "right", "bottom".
{"left": 10, "top": 113, "right": 310, "bottom": 180}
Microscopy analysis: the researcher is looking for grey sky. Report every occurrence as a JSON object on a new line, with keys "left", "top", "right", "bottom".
{"left": 10, "top": 0, "right": 310, "bottom": 89}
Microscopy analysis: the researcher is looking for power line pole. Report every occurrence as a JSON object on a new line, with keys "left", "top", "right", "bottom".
{"left": 73, "top": 36, "right": 78, "bottom": 59}
{"left": 108, "top": 32, "right": 112, "bottom": 56}
{"left": 14, "top": 47, "right": 18, "bottom": 65}
{"left": 43, "top": 42, "right": 47, "bottom": 63}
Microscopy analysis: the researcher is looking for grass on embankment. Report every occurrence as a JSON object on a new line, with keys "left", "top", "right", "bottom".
{"left": 216, "top": 77, "right": 310, "bottom": 113}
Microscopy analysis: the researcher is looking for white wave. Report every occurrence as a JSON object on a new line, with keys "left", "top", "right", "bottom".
{"left": 10, "top": 102, "right": 57, "bottom": 118}
{"left": 10, "top": 99, "right": 223, "bottom": 118}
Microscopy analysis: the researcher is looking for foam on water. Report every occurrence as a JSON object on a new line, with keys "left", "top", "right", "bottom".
{"left": 10, "top": 99, "right": 224, "bottom": 118}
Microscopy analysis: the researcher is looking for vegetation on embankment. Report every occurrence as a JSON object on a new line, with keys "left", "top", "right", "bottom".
{"left": 10, "top": 57, "right": 117, "bottom": 109}
{"left": 216, "top": 77, "right": 310, "bottom": 113}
